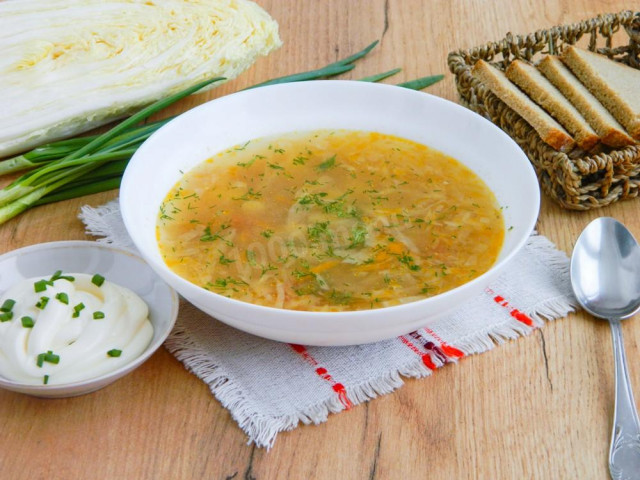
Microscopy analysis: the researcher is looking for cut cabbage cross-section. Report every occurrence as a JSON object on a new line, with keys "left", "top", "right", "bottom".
{"left": 0, "top": 0, "right": 282, "bottom": 157}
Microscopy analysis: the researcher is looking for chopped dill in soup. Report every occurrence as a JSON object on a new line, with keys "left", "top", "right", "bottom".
{"left": 156, "top": 130, "right": 504, "bottom": 311}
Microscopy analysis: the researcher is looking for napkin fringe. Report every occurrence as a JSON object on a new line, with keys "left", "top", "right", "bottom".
{"left": 164, "top": 280, "right": 575, "bottom": 450}
{"left": 452, "top": 295, "right": 576, "bottom": 355}
{"left": 165, "top": 324, "right": 349, "bottom": 449}
{"left": 525, "top": 232, "right": 574, "bottom": 289}
{"left": 348, "top": 367, "right": 421, "bottom": 405}
{"left": 79, "top": 201, "right": 132, "bottom": 250}
{"left": 165, "top": 322, "right": 429, "bottom": 449}
{"left": 442, "top": 319, "right": 530, "bottom": 357}
{"left": 528, "top": 297, "right": 576, "bottom": 325}
{"left": 166, "top": 323, "right": 439, "bottom": 448}
{"left": 265, "top": 366, "right": 430, "bottom": 447}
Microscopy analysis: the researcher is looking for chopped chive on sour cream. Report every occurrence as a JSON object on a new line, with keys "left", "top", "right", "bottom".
{"left": 0, "top": 299, "right": 15, "bottom": 312}
{"left": 21, "top": 316, "right": 34, "bottom": 328}
{"left": 72, "top": 302, "right": 85, "bottom": 318}
{"left": 0, "top": 271, "right": 153, "bottom": 385}
{"left": 55, "top": 292, "right": 69, "bottom": 305}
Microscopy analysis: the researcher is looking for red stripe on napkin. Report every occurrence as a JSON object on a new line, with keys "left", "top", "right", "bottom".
{"left": 421, "top": 327, "right": 465, "bottom": 358}
{"left": 399, "top": 336, "right": 437, "bottom": 369}
{"left": 289, "top": 344, "right": 352, "bottom": 409}
{"left": 486, "top": 288, "right": 534, "bottom": 326}
{"left": 408, "top": 332, "right": 456, "bottom": 364}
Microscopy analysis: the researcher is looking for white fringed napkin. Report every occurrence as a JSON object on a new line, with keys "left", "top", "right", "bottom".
{"left": 80, "top": 200, "right": 576, "bottom": 448}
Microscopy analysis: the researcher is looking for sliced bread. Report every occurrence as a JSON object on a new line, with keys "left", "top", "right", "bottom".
{"left": 472, "top": 60, "right": 575, "bottom": 152}
{"left": 538, "top": 55, "right": 635, "bottom": 148}
{"left": 505, "top": 59, "right": 599, "bottom": 151}
{"left": 561, "top": 46, "right": 640, "bottom": 140}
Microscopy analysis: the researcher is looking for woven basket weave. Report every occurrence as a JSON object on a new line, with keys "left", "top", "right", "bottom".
{"left": 448, "top": 11, "right": 640, "bottom": 210}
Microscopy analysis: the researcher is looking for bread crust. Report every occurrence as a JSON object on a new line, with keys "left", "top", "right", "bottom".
{"left": 562, "top": 46, "right": 640, "bottom": 140}
{"left": 472, "top": 60, "right": 575, "bottom": 152}
{"left": 506, "top": 59, "right": 598, "bottom": 151}
{"left": 537, "top": 55, "right": 635, "bottom": 148}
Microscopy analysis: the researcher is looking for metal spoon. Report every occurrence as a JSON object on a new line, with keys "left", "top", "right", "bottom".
{"left": 570, "top": 217, "right": 640, "bottom": 479}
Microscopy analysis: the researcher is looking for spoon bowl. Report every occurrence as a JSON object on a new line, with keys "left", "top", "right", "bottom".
{"left": 571, "top": 217, "right": 640, "bottom": 320}
{"left": 570, "top": 217, "right": 640, "bottom": 478}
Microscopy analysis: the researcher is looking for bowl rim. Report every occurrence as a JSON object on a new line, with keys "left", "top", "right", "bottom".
{"left": 0, "top": 240, "right": 179, "bottom": 392}
{"left": 120, "top": 80, "right": 540, "bottom": 342}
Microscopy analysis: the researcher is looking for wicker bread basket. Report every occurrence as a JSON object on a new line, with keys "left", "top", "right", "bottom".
{"left": 448, "top": 10, "right": 640, "bottom": 210}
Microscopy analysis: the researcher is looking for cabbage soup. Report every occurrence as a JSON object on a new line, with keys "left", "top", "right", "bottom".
{"left": 156, "top": 130, "right": 504, "bottom": 311}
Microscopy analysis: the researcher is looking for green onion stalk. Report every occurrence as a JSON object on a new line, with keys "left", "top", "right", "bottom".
{"left": 0, "top": 40, "right": 444, "bottom": 225}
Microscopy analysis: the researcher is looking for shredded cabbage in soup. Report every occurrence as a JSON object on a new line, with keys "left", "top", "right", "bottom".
{"left": 157, "top": 130, "right": 504, "bottom": 311}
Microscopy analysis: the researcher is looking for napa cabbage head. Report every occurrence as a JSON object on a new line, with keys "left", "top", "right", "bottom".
{"left": 0, "top": 0, "right": 281, "bottom": 157}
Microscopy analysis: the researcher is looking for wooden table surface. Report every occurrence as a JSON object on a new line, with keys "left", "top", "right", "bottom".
{"left": 2, "top": 1, "right": 640, "bottom": 478}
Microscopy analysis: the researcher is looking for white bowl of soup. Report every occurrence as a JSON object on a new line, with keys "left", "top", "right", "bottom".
{"left": 120, "top": 80, "right": 539, "bottom": 346}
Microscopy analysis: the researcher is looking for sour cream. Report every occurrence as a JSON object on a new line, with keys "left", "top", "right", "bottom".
{"left": 0, "top": 272, "right": 153, "bottom": 385}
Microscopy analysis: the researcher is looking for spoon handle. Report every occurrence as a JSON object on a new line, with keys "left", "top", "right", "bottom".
{"left": 608, "top": 319, "right": 640, "bottom": 480}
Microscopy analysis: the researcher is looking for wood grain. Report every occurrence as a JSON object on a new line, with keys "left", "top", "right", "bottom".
{"left": 1, "top": 1, "right": 640, "bottom": 478}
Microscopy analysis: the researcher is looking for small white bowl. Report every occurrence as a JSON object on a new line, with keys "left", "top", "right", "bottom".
{"left": 120, "top": 80, "right": 540, "bottom": 346}
{"left": 0, "top": 241, "right": 179, "bottom": 398}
